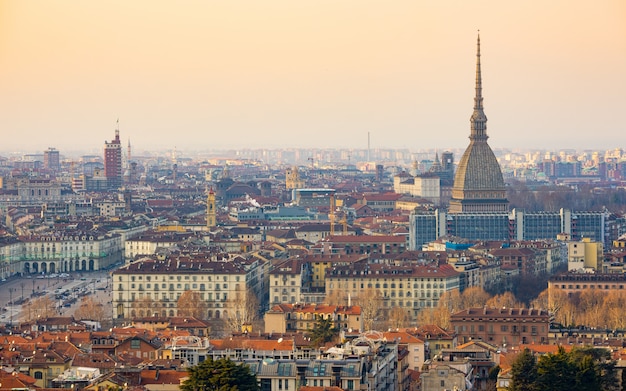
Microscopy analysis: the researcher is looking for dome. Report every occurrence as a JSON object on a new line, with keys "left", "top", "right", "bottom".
{"left": 453, "top": 140, "right": 505, "bottom": 192}
{"left": 448, "top": 33, "right": 508, "bottom": 214}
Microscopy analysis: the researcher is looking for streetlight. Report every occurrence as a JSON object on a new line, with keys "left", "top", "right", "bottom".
{"left": 20, "top": 282, "right": 25, "bottom": 301}
{"left": 8, "top": 288, "right": 14, "bottom": 327}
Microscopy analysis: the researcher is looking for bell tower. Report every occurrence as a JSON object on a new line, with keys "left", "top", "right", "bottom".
{"left": 207, "top": 188, "right": 216, "bottom": 228}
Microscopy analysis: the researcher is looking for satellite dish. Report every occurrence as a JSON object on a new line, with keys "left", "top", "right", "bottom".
{"left": 277, "top": 338, "right": 283, "bottom": 343}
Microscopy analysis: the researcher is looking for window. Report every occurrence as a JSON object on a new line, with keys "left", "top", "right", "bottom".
{"left": 130, "top": 339, "right": 141, "bottom": 349}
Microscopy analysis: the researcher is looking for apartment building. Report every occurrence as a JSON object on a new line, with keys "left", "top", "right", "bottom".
{"left": 112, "top": 254, "right": 265, "bottom": 320}
{"left": 548, "top": 272, "right": 626, "bottom": 296}
{"left": 124, "top": 230, "right": 196, "bottom": 259}
{"left": 450, "top": 307, "right": 550, "bottom": 346}
{"left": 264, "top": 303, "right": 362, "bottom": 334}
{"left": 19, "top": 229, "right": 123, "bottom": 274}
{"left": 320, "top": 235, "right": 407, "bottom": 255}
{"left": 325, "top": 261, "right": 460, "bottom": 319}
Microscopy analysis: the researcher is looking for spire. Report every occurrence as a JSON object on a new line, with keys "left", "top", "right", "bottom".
{"left": 470, "top": 31, "right": 488, "bottom": 141}
{"left": 114, "top": 118, "right": 121, "bottom": 143}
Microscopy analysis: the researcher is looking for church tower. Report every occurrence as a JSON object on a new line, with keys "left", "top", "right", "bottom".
{"left": 207, "top": 188, "right": 217, "bottom": 228}
{"left": 285, "top": 166, "right": 304, "bottom": 190}
{"left": 449, "top": 34, "right": 508, "bottom": 213}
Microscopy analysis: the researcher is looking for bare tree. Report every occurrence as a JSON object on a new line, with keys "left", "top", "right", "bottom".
{"left": 74, "top": 297, "right": 107, "bottom": 322}
{"left": 530, "top": 288, "right": 549, "bottom": 310}
{"left": 438, "top": 289, "right": 463, "bottom": 314}
{"left": 387, "top": 306, "right": 409, "bottom": 330}
{"left": 547, "top": 288, "right": 572, "bottom": 326}
{"left": 603, "top": 291, "right": 626, "bottom": 330}
{"left": 324, "top": 288, "right": 347, "bottom": 306}
{"left": 177, "top": 290, "right": 208, "bottom": 319}
{"left": 416, "top": 289, "right": 465, "bottom": 330}
{"left": 417, "top": 306, "right": 452, "bottom": 330}
{"left": 225, "top": 287, "right": 259, "bottom": 333}
{"left": 23, "top": 296, "right": 56, "bottom": 321}
{"left": 579, "top": 288, "right": 605, "bottom": 327}
{"left": 354, "top": 287, "right": 382, "bottom": 331}
{"left": 460, "top": 287, "right": 491, "bottom": 309}
{"left": 485, "top": 292, "right": 523, "bottom": 309}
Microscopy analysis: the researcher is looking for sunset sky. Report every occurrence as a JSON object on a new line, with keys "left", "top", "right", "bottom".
{"left": 1, "top": 1, "right": 625, "bottom": 154}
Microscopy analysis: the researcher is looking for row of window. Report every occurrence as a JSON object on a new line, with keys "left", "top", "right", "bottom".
{"left": 456, "top": 324, "right": 544, "bottom": 333}
{"left": 558, "top": 284, "right": 625, "bottom": 290}
{"left": 330, "top": 281, "right": 446, "bottom": 289}
{"left": 125, "top": 292, "right": 229, "bottom": 301}
{"left": 122, "top": 274, "right": 241, "bottom": 282}
{"left": 123, "top": 283, "right": 238, "bottom": 291}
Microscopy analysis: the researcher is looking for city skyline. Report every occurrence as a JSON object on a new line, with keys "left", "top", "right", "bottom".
{"left": 1, "top": 1, "right": 625, "bottom": 153}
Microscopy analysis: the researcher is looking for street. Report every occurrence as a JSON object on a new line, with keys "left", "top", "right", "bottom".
{"left": 0, "top": 270, "right": 113, "bottom": 326}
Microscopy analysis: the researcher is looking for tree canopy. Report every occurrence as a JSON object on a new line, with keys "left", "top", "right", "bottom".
{"left": 181, "top": 357, "right": 259, "bottom": 391}
{"left": 509, "top": 346, "right": 617, "bottom": 391}
{"left": 308, "top": 315, "right": 339, "bottom": 347}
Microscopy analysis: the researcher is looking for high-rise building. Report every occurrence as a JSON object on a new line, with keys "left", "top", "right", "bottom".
{"left": 43, "top": 147, "right": 60, "bottom": 171}
{"left": 104, "top": 124, "right": 122, "bottom": 189}
{"left": 449, "top": 34, "right": 508, "bottom": 213}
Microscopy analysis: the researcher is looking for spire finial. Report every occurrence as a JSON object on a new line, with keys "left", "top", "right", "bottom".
{"left": 470, "top": 31, "right": 488, "bottom": 141}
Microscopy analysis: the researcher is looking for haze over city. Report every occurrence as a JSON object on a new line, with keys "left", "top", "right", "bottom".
{"left": 1, "top": 0, "right": 625, "bottom": 153}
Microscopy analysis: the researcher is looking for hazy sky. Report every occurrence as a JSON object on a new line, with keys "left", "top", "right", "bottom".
{"left": 1, "top": 1, "right": 625, "bottom": 154}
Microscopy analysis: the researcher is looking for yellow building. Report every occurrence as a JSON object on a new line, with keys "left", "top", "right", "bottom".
{"left": 264, "top": 303, "right": 363, "bottom": 334}
{"left": 29, "top": 350, "right": 72, "bottom": 388}
{"left": 285, "top": 166, "right": 305, "bottom": 190}
{"left": 206, "top": 188, "right": 216, "bottom": 228}
{"left": 568, "top": 237, "right": 603, "bottom": 272}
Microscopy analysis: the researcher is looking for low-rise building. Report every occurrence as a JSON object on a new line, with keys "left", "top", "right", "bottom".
{"left": 320, "top": 234, "right": 407, "bottom": 255}
{"left": 264, "top": 303, "right": 362, "bottom": 334}
{"left": 548, "top": 272, "right": 626, "bottom": 296}
{"left": 568, "top": 237, "right": 603, "bottom": 272}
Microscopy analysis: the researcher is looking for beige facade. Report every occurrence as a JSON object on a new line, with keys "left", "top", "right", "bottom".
{"left": 326, "top": 262, "right": 460, "bottom": 319}
{"left": 94, "top": 200, "right": 126, "bottom": 217}
{"left": 394, "top": 175, "right": 441, "bottom": 205}
{"left": 421, "top": 363, "right": 472, "bottom": 391}
{"left": 264, "top": 303, "right": 362, "bottom": 334}
{"left": 450, "top": 307, "right": 550, "bottom": 346}
{"left": 568, "top": 237, "right": 603, "bottom": 271}
{"left": 269, "top": 258, "right": 308, "bottom": 305}
{"left": 382, "top": 330, "right": 426, "bottom": 371}
{"left": 112, "top": 255, "right": 264, "bottom": 321}
{"left": 19, "top": 231, "right": 123, "bottom": 274}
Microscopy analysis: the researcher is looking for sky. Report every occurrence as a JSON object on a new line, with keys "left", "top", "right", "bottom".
{"left": 1, "top": 1, "right": 625, "bottom": 154}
